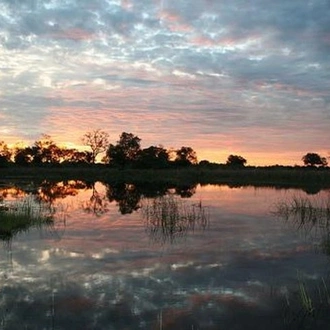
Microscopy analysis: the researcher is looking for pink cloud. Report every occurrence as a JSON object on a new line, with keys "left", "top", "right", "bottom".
{"left": 47, "top": 28, "right": 95, "bottom": 41}
{"left": 159, "top": 10, "right": 193, "bottom": 33}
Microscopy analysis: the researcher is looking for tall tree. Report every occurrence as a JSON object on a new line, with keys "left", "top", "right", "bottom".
{"left": 32, "top": 134, "right": 61, "bottom": 164}
{"left": 226, "top": 154, "right": 247, "bottom": 167}
{"left": 302, "top": 153, "right": 328, "bottom": 167}
{"left": 106, "top": 132, "right": 141, "bottom": 168}
{"left": 82, "top": 129, "right": 109, "bottom": 164}
{"left": 137, "top": 146, "right": 169, "bottom": 168}
{"left": 0, "top": 141, "right": 12, "bottom": 166}
{"left": 14, "top": 147, "right": 34, "bottom": 165}
{"left": 174, "top": 146, "right": 197, "bottom": 166}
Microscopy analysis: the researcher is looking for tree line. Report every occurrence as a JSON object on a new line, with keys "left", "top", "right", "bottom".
{"left": 0, "top": 130, "right": 200, "bottom": 168}
{"left": 0, "top": 129, "right": 328, "bottom": 168}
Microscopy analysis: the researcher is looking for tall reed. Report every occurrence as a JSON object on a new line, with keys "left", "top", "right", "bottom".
{"left": 275, "top": 195, "right": 330, "bottom": 327}
{"left": 141, "top": 195, "right": 209, "bottom": 244}
{"left": 0, "top": 196, "right": 55, "bottom": 241}
{"left": 273, "top": 195, "right": 330, "bottom": 232}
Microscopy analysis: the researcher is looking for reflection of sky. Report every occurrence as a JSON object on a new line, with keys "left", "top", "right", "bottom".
{"left": 0, "top": 184, "right": 330, "bottom": 328}
{"left": 1, "top": 1, "right": 330, "bottom": 165}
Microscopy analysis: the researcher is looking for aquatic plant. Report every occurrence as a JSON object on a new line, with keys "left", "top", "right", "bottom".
{"left": 283, "top": 273, "right": 330, "bottom": 329}
{"left": 141, "top": 195, "right": 209, "bottom": 244}
{"left": 273, "top": 195, "right": 330, "bottom": 234}
{"left": 0, "top": 197, "right": 55, "bottom": 242}
{"left": 274, "top": 196, "right": 330, "bottom": 328}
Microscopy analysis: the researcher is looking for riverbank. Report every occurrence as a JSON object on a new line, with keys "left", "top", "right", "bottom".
{"left": 1, "top": 165, "right": 330, "bottom": 192}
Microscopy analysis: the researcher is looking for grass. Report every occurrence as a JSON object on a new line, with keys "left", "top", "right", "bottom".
{"left": 273, "top": 195, "right": 330, "bottom": 257}
{"left": 274, "top": 196, "right": 330, "bottom": 327}
{"left": 141, "top": 195, "right": 209, "bottom": 244}
{"left": 283, "top": 273, "right": 330, "bottom": 329}
{"left": 0, "top": 197, "right": 55, "bottom": 242}
{"left": 273, "top": 195, "right": 330, "bottom": 231}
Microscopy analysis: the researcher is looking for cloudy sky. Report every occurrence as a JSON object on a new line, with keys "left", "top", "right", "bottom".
{"left": 0, "top": 0, "right": 329, "bottom": 165}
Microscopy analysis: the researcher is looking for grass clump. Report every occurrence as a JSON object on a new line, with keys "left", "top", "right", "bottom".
{"left": 273, "top": 195, "right": 330, "bottom": 230}
{"left": 284, "top": 273, "right": 330, "bottom": 329}
{"left": 141, "top": 195, "right": 209, "bottom": 244}
{"left": 273, "top": 194, "right": 330, "bottom": 257}
{"left": 0, "top": 197, "right": 55, "bottom": 241}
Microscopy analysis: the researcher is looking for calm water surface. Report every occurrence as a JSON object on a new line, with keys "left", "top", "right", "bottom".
{"left": 0, "top": 181, "right": 330, "bottom": 329}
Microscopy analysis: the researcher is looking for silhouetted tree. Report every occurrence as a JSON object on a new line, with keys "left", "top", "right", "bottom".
{"left": 0, "top": 141, "right": 12, "bottom": 166}
{"left": 14, "top": 148, "right": 28, "bottom": 165}
{"left": 302, "top": 153, "right": 327, "bottom": 167}
{"left": 226, "top": 154, "right": 247, "bottom": 167}
{"left": 82, "top": 129, "right": 109, "bottom": 164}
{"left": 136, "top": 146, "right": 169, "bottom": 168}
{"left": 64, "top": 150, "right": 93, "bottom": 164}
{"left": 106, "top": 132, "right": 141, "bottom": 168}
{"left": 199, "top": 160, "right": 210, "bottom": 166}
{"left": 30, "top": 135, "right": 63, "bottom": 164}
{"left": 174, "top": 146, "right": 197, "bottom": 166}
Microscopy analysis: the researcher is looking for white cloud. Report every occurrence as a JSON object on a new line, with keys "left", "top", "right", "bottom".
{"left": 0, "top": 0, "right": 329, "bottom": 164}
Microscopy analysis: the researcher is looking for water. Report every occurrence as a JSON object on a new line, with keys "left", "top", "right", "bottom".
{"left": 0, "top": 181, "right": 330, "bottom": 329}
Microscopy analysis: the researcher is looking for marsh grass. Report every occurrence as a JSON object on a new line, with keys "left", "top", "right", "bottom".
{"left": 0, "top": 197, "right": 56, "bottom": 241}
{"left": 274, "top": 196, "right": 330, "bottom": 327}
{"left": 273, "top": 195, "right": 330, "bottom": 234}
{"left": 274, "top": 195, "right": 330, "bottom": 258}
{"left": 283, "top": 273, "right": 330, "bottom": 329}
{"left": 142, "top": 195, "right": 209, "bottom": 244}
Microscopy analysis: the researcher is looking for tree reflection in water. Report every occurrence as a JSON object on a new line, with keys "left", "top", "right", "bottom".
{"left": 0, "top": 180, "right": 198, "bottom": 216}
{"left": 81, "top": 182, "right": 109, "bottom": 216}
{"left": 35, "top": 180, "right": 86, "bottom": 204}
{"left": 106, "top": 183, "right": 141, "bottom": 214}
{"left": 104, "top": 183, "right": 199, "bottom": 215}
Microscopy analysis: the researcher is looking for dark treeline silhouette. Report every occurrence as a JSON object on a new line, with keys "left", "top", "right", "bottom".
{"left": 0, "top": 131, "right": 198, "bottom": 168}
{"left": 302, "top": 152, "right": 328, "bottom": 167}
{"left": 0, "top": 130, "right": 329, "bottom": 169}
{"left": 0, "top": 135, "right": 93, "bottom": 166}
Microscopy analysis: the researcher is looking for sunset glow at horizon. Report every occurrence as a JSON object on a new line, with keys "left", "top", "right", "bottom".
{"left": 1, "top": 0, "right": 329, "bottom": 166}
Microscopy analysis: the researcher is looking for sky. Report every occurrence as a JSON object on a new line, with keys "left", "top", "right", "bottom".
{"left": 0, "top": 0, "right": 329, "bottom": 165}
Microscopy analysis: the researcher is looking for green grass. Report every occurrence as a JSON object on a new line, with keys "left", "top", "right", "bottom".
{"left": 141, "top": 195, "right": 209, "bottom": 244}
{"left": 283, "top": 273, "right": 330, "bottom": 329}
{"left": 0, "top": 197, "right": 55, "bottom": 241}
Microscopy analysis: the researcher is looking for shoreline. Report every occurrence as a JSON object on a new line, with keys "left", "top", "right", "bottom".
{"left": 1, "top": 166, "right": 330, "bottom": 192}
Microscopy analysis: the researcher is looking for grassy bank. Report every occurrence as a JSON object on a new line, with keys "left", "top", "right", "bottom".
{"left": 0, "top": 197, "right": 54, "bottom": 242}
{"left": 1, "top": 165, "right": 330, "bottom": 190}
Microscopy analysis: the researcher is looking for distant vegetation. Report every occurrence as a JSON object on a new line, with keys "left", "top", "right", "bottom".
{"left": 302, "top": 152, "right": 328, "bottom": 167}
{"left": 1, "top": 130, "right": 330, "bottom": 192}
{"left": 0, "top": 131, "right": 198, "bottom": 168}
{"left": 0, "top": 130, "right": 328, "bottom": 169}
